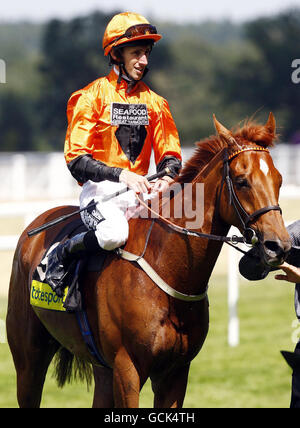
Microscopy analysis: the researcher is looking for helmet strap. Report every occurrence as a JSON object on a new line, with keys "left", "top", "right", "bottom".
{"left": 117, "top": 63, "right": 124, "bottom": 84}
{"left": 115, "top": 63, "right": 149, "bottom": 92}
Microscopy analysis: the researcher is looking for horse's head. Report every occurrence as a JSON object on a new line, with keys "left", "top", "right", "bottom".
{"left": 214, "top": 113, "right": 291, "bottom": 267}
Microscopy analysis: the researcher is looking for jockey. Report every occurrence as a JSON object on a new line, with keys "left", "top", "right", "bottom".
{"left": 45, "top": 12, "right": 182, "bottom": 291}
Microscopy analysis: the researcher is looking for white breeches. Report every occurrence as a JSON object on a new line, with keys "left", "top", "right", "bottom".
{"left": 79, "top": 180, "right": 154, "bottom": 251}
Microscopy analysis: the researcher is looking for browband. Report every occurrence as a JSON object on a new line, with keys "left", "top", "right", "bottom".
{"left": 228, "top": 146, "right": 269, "bottom": 161}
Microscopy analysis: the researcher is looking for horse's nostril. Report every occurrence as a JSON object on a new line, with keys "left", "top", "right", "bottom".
{"left": 263, "top": 239, "right": 291, "bottom": 266}
{"left": 264, "top": 240, "right": 282, "bottom": 254}
{"left": 264, "top": 240, "right": 291, "bottom": 260}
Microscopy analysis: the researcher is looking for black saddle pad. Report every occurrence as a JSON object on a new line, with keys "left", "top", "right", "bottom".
{"left": 31, "top": 217, "right": 108, "bottom": 312}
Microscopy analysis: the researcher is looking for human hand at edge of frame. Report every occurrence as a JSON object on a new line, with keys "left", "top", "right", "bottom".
{"left": 119, "top": 170, "right": 151, "bottom": 194}
{"left": 274, "top": 262, "right": 300, "bottom": 284}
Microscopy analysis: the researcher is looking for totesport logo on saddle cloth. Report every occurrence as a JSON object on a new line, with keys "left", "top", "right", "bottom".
{"left": 30, "top": 243, "right": 68, "bottom": 312}
{"left": 30, "top": 281, "right": 68, "bottom": 311}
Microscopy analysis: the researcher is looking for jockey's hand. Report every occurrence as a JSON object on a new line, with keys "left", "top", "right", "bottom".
{"left": 119, "top": 170, "right": 151, "bottom": 194}
{"left": 274, "top": 262, "right": 300, "bottom": 283}
{"left": 151, "top": 176, "right": 174, "bottom": 193}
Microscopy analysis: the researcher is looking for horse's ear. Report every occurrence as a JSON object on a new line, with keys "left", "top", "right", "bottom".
{"left": 265, "top": 112, "right": 276, "bottom": 135}
{"left": 213, "top": 114, "right": 237, "bottom": 147}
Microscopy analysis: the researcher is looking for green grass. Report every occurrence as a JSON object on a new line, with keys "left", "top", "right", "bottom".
{"left": 0, "top": 274, "right": 297, "bottom": 408}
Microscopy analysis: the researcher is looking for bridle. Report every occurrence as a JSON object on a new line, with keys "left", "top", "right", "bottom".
{"left": 219, "top": 146, "right": 282, "bottom": 246}
{"left": 137, "top": 145, "right": 282, "bottom": 250}
{"left": 117, "top": 145, "right": 283, "bottom": 302}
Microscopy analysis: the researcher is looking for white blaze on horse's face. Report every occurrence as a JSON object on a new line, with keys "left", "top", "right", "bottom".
{"left": 259, "top": 159, "right": 269, "bottom": 176}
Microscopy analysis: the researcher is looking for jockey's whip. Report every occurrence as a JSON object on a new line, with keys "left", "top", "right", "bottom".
{"left": 27, "top": 168, "right": 170, "bottom": 237}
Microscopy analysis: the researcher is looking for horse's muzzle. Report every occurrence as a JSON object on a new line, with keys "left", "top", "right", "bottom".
{"left": 262, "top": 238, "right": 292, "bottom": 267}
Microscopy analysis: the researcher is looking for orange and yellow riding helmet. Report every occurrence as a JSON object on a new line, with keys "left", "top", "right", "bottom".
{"left": 103, "top": 12, "right": 162, "bottom": 56}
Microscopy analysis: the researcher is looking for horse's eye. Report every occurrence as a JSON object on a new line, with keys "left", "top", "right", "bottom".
{"left": 235, "top": 178, "right": 249, "bottom": 189}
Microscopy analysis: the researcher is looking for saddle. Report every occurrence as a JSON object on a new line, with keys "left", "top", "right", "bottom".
{"left": 31, "top": 217, "right": 108, "bottom": 313}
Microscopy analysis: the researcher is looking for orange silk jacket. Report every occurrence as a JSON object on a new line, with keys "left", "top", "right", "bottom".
{"left": 64, "top": 67, "right": 181, "bottom": 177}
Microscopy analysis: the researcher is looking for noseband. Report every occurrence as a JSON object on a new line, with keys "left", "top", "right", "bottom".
{"left": 220, "top": 147, "right": 282, "bottom": 245}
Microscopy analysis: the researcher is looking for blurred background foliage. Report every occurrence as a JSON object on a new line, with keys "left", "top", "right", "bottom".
{"left": 0, "top": 7, "right": 300, "bottom": 151}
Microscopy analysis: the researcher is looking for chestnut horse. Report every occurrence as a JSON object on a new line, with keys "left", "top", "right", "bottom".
{"left": 7, "top": 114, "right": 291, "bottom": 408}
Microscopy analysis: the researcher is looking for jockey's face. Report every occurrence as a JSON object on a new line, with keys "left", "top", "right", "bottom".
{"left": 121, "top": 45, "right": 151, "bottom": 80}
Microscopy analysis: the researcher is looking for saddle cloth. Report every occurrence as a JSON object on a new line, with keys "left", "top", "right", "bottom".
{"left": 30, "top": 217, "right": 108, "bottom": 312}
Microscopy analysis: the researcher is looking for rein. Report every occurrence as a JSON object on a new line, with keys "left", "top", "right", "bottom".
{"left": 136, "top": 146, "right": 281, "bottom": 249}
{"left": 118, "top": 145, "right": 282, "bottom": 302}
{"left": 136, "top": 195, "right": 245, "bottom": 244}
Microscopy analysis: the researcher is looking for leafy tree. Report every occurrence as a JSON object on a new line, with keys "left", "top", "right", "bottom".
{"left": 37, "top": 12, "right": 116, "bottom": 150}
{"left": 246, "top": 9, "right": 300, "bottom": 139}
{"left": 1, "top": 8, "right": 300, "bottom": 151}
{"left": 0, "top": 92, "right": 34, "bottom": 151}
{"left": 214, "top": 9, "right": 300, "bottom": 140}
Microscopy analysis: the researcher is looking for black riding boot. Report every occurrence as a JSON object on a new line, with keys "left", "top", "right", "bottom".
{"left": 45, "top": 230, "right": 101, "bottom": 294}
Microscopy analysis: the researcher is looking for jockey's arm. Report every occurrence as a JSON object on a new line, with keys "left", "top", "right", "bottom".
{"left": 67, "top": 153, "right": 151, "bottom": 193}
{"left": 67, "top": 154, "right": 122, "bottom": 183}
{"left": 67, "top": 152, "right": 181, "bottom": 194}
{"left": 156, "top": 155, "right": 182, "bottom": 179}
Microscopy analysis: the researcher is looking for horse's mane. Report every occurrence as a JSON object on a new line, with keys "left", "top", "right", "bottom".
{"left": 177, "top": 119, "right": 277, "bottom": 184}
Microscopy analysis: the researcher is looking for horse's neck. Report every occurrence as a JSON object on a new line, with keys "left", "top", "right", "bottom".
{"left": 174, "top": 162, "right": 229, "bottom": 237}
{"left": 150, "top": 167, "right": 230, "bottom": 294}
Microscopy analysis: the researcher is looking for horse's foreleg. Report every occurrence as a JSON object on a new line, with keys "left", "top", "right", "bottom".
{"left": 151, "top": 364, "right": 190, "bottom": 408}
{"left": 113, "top": 347, "right": 141, "bottom": 408}
{"left": 92, "top": 366, "right": 114, "bottom": 407}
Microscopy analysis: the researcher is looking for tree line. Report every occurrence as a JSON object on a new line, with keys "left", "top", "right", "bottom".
{"left": 0, "top": 8, "right": 299, "bottom": 151}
